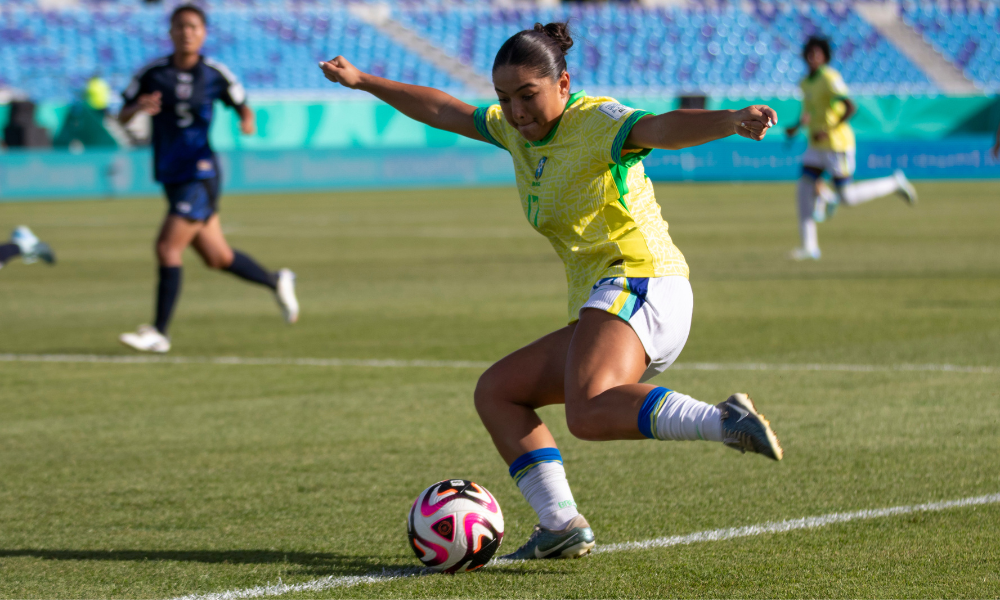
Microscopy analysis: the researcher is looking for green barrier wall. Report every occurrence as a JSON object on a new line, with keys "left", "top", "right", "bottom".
{"left": 2, "top": 95, "right": 997, "bottom": 150}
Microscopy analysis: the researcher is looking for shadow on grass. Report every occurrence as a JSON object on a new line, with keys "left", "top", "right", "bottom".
{"left": 0, "top": 549, "right": 572, "bottom": 579}
{"left": 0, "top": 549, "right": 418, "bottom": 577}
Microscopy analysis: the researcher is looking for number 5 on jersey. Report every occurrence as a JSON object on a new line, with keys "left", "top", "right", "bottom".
{"left": 176, "top": 102, "right": 193, "bottom": 128}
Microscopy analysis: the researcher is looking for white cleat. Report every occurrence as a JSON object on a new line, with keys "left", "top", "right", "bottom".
{"left": 275, "top": 268, "right": 299, "bottom": 324}
{"left": 894, "top": 170, "right": 917, "bottom": 205}
{"left": 11, "top": 226, "right": 56, "bottom": 265}
{"left": 119, "top": 324, "right": 171, "bottom": 353}
{"left": 790, "top": 247, "right": 821, "bottom": 261}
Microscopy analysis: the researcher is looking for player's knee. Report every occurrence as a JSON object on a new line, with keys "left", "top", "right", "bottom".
{"left": 565, "top": 407, "right": 602, "bottom": 441}
{"left": 155, "top": 241, "right": 181, "bottom": 266}
{"left": 473, "top": 368, "right": 504, "bottom": 416}
{"left": 201, "top": 253, "right": 229, "bottom": 270}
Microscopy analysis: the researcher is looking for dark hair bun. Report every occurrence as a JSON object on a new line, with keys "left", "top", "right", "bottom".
{"left": 533, "top": 22, "right": 573, "bottom": 55}
{"left": 493, "top": 21, "right": 572, "bottom": 79}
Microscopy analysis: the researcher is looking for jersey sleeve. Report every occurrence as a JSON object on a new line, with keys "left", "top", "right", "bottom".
{"left": 823, "top": 69, "right": 850, "bottom": 99}
{"left": 584, "top": 99, "right": 654, "bottom": 167}
{"left": 472, "top": 104, "right": 510, "bottom": 151}
{"left": 205, "top": 59, "right": 247, "bottom": 108}
{"left": 121, "top": 68, "right": 150, "bottom": 106}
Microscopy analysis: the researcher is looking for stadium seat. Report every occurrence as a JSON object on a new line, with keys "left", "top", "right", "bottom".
{"left": 0, "top": 0, "right": 961, "bottom": 104}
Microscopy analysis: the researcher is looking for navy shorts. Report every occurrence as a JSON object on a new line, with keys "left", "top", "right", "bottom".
{"left": 163, "top": 175, "right": 220, "bottom": 222}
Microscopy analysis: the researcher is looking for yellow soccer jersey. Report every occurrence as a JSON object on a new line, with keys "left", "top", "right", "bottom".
{"left": 800, "top": 65, "right": 856, "bottom": 152}
{"left": 473, "top": 91, "right": 689, "bottom": 322}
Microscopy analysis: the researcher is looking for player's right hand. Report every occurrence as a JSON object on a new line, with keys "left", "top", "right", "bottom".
{"left": 319, "top": 56, "right": 364, "bottom": 89}
{"left": 137, "top": 91, "right": 161, "bottom": 116}
{"left": 992, "top": 142, "right": 999, "bottom": 160}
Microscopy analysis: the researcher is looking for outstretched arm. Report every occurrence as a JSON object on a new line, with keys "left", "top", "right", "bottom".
{"left": 625, "top": 105, "right": 778, "bottom": 150}
{"left": 319, "top": 56, "right": 485, "bottom": 142}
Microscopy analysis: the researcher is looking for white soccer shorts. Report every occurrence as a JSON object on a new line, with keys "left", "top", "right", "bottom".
{"left": 802, "top": 148, "right": 856, "bottom": 179}
{"left": 581, "top": 275, "right": 693, "bottom": 382}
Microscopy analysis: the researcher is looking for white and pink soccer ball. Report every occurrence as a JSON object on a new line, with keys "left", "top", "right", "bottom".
{"left": 407, "top": 479, "right": 504, "bottom": 573}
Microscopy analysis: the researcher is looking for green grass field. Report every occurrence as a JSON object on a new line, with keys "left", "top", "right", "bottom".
{"left": 1, "top": 181, "right": 998, "bottom": 599}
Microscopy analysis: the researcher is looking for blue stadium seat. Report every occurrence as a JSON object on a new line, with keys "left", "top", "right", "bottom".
{"left": 0, "top": 0, "right": 965, "bottom": 103}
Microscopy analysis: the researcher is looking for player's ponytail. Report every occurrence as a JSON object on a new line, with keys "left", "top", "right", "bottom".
{"left": 493, "top": 22, "right": 573, "bottom": 80}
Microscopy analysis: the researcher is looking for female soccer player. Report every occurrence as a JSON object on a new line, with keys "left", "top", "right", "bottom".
{"left": 321, "top": 23, "right": 783, "bottom": 560}
{"left": 118, "top": 4, "right": 298, "bottom": 353}
{"left": 785, "top": 36, "right": 917, "bottom": 261}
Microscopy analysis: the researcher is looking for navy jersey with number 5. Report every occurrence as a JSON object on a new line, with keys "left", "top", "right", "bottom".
{"left": 122, "top": 55, "right": 246, "bottom": 184}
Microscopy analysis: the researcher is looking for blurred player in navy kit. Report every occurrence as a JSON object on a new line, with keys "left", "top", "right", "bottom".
{"left": 117, "top": 4, "right": 298, "bottom": 353}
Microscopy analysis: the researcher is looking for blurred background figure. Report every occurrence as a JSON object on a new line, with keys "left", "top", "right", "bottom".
{"left": 85, "top": 73, "right": 113, "bottom": 116}
{"left": 2, "top": 100, "right": 51, "bottom": 149}
{"left": 786, "top": 36, "right": 917, "bottom": 262}
{"left": 0, "top": 226, "right": 56, "bottom": 271}
{"left": 116, "top": 4, "right": 298, "bottom": 354}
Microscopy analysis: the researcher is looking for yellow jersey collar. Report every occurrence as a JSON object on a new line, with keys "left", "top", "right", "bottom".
{"left": 529, "top": 90, "right": 586, "bottom": 147}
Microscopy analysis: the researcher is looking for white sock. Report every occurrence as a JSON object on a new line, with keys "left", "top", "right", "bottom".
{"left": 655, "top": 391, "right": 724, "bottom": 442}
{"left": 839, "top": 176, "right": 899, "bottom": 206}
{"left": 796, "top": 177, "right": 819, "bottom": 253}
{"left": 817, "top": 182, "right": 838, "bottom": 205}
{"left": 638, "top": 387, "right": 724, "bottom": 442}
{"left": 513, "top": 459, "right": 579, "bottom": 531}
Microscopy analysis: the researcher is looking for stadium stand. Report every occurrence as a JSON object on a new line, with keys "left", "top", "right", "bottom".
{"left": 0, "top": 6, "right": 464, "bottom": 103}
{"left": 901, "top": 1, "right": 1000, "bottom": 91}
{"left": 2, "top": 0, "right": 996, "bottom": 103}
{"left": 396, "top": 2, "right": 937, "bottom": 96}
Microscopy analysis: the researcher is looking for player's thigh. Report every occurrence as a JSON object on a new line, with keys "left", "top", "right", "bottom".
{"left": 564, "top": 308, "right": 648, "bottom": 404}
{"left": 192, "top": 215, "right": 234, "bottom": 269}
{"left": 156, "top": 214, "right": 203, "bottom": 264}
{"left": 474, "top": 324, "right": 576, "bottom": 411}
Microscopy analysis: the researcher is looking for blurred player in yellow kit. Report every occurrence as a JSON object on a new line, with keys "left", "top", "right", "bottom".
{"left": 786, "top": 36, "right": 917, "bottom": 261}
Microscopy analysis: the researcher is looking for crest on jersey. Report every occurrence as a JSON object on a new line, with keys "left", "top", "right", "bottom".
{"left": 534, "top": 156, "right": 548, "bottom": 180}
{"left": 176, "top": 72, "right": 193, "bottom": 99}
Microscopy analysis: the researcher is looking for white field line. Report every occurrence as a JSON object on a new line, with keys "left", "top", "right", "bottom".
{"left": 0, "top": 353, "right": 997, "bottom": 374}
{"left": 171, "top": 493, "right": 1000, "bottom": 600}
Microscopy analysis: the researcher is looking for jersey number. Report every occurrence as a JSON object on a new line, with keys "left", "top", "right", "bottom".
{"left": 176, "top": 102, "right": 194, "bottom": 128}
{"left": 526, "top": 195, "right": 540, "bottom": 227}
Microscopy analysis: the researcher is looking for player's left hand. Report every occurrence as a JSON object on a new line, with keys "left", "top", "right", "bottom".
{"left": 240, "top": 113, "right": 256, "bottom": 136}
{"left": 992, "top": 142, "right": 1000, "bottom": 160}
{"left": 734, "top": 105, "right": 777, "bottom": 141}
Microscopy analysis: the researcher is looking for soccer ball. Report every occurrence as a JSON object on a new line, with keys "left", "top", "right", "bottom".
{"left": 407, "top": 479, "right": 504, "bottom": 573}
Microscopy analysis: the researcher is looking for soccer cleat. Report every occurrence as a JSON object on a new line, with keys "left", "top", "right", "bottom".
{"left": 499, "top": 514, "right": 595, "bottom": 561}
{"left": 11, "top": 226, "right": 55, "bottom": 265}
{"left": 274, "top": 268, "right": 299, "bottom": 324}
{"left": 717, "top": 393, "right": 783, "bottom": 461}
{"left": 894, "top": 170, "right": 917, "bottom": 205}
{"left": 119, "top": 325, "right": 171, "bottom": 353}
{"left": 789, "top": 247, "right": 821, "bottom": 261}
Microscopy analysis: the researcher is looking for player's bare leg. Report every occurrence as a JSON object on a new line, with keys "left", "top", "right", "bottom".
{"left": 562, "top": 309, "right": 653, "bottom": 440}
{"left": 193, "top": 215, "right": 298, "bottom": 323}
{"left": 190, "top": 214, "right": 234, "bottom": 269}
{"left": 120, "top": 215, "right": 202, "bottom": 352}
{"left": 474, "top": 324, "right": 595, "bottom": 559}
{"left": 474, "top": 325, "right": 574, "bottom": 465}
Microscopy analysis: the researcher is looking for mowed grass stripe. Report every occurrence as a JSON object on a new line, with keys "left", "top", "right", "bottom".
{"left": 1, "top": 354, "right": 997, "bottom": 374}
{"left": 173, "top": 493, "right": 1000, "bottom": 600}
